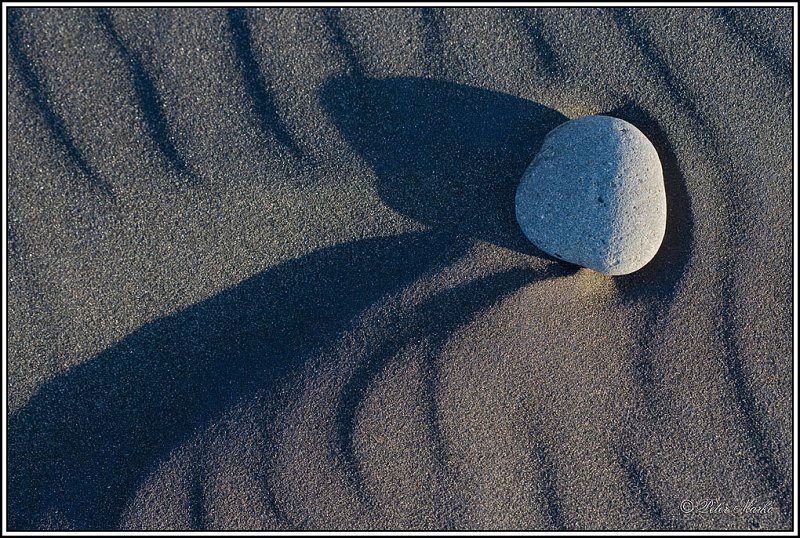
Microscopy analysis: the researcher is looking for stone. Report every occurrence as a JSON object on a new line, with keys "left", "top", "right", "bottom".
{"left": 515, "top": 115, "right": 667, "bottom": 276}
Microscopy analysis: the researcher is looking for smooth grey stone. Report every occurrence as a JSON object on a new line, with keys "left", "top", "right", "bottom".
{"left": 515, "top": 115, "right": 666, "bottom": 276}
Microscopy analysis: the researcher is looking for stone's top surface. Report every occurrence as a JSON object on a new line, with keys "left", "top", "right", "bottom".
{"left": 515, "top": 115, "right": 667, "bottom": 276}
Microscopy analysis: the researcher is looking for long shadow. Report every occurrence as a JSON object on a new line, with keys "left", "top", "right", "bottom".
{"left": 322, "top": 8, "right": 364, "bottom": 77}
{"left": 321, "top": 76, "right": 568, "bottom": 254}
{"left": 227, "top": 8, "right": 306, "bottom": 162}
{"left": 529, "top": 424, "right": 567, "bottom": 530}
{"left": 716, "top": 8, "right": 792, "bottom": 90}
{"left": 417, "top": 8, "right": 446, "bottom": 66}
{"left": 7, "top": 9, "right": 114, "bottom": 199}
{"left": 606, "top": 101, "right": 694, "bottom": 393}
{"left": 9, "top": 77, "right": 571, "bottom": 530}
{"left": 334, "top": 264, "right": 573, "bottom": 512}
{"left": 96, "top": 8, "right": 195, "bottom": 184}
{"left": 511, "top": 8, "right": 560, "bottom": 77}
{"left": 612, "top": 10, "right": 792, "bottom": 526}
{"left": 7, "top": 231, "right": 468, "bottom": 530}
{"left": 619, "top": 452, "right": 679, "bottom": 530}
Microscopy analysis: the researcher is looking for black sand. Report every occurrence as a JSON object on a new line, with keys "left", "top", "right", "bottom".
{"left": 6, "top": 7, "right": 794, "bottom": 530}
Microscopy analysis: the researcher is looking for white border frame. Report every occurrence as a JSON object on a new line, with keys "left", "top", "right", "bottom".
{"left": 2, "top": 2, "right": 797, "bottom": 536}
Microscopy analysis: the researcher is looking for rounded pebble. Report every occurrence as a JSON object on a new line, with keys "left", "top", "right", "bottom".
{"left": 515, "top": 115, "right": 667, "bottom": 276}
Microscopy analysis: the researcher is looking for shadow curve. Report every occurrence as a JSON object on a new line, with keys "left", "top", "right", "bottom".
{"left": 321, "top": 76, "right": 569, "bottom": 254}
{"left": 8, "top": 231, "right": 470, "bottom": 530}
{"left": 8, "top": 9, "right": 114, "bottom": 199}
{"left": 606, "top": 101, "right": 694, "bottom": 394}
{"left": 227, "top": 8, "right": 308, "bottom": 163}
{"left": 609, "top": 101, "right": 693, "bottom": 302}
{"left": 10, "top": 77, "right": 579, "bottom": 531}
{"left": 334, "top": 263, "right": 574, "bottom": 510}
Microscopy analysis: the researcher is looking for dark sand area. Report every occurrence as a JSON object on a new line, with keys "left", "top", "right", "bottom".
{"left": 6, "top": 6, "right": 794, "bottom": 530}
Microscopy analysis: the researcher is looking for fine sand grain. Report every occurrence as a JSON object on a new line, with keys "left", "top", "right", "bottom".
{"left": 6, "top": 7, "right": 794, "bottom": 531}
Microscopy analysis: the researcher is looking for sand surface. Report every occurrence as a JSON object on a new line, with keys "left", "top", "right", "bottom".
{"left": 6, "top": 7, "right": 794, "bottom": 531}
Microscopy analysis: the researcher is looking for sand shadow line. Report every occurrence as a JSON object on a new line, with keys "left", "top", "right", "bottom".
{"left": 96, "top": 8, "right": 196, "bottom": 184}
{"left": 8, "top": 9, "right": 115, "bottom": 199}
{"left": 7, "top": 231, "right": 467, "bottom": 530}
{"left": 322, "top": 8, "right": 364, "bottom": 77}
{"left": 719, "top": 297, "right": 794, "bottom": 522}
{"left": 417, "top": 9, "right": 446, "bottom": 67}
{"left": 335, "top": 266, "right": 567, "bottom": 511}
{"left": 716, "top": 8, "right": 792, "bottom": 90}
{"left": 187, "top": 447, "right": 208, "bottom": 530}
{"left": 610, "top": 8, "right": 719, "bottom": 144}
{"left": 612, "top": 9, "right": 792, "bottom": 525}
{"left": 227, "top": 8, "right": 307, "bottom": 163}
{"left": 619, "top": 452, "right": 678, "bottom": 530}
{"left": 513, "top": 8, "right": 560, "bottom": 76}
{"left": 530, "top": 433, "right": 567, "bottom": 530}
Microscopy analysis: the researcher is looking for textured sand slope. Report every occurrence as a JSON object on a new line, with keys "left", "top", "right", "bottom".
{"left": 7, "top": 7, "right": 793, "bottom": 530}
